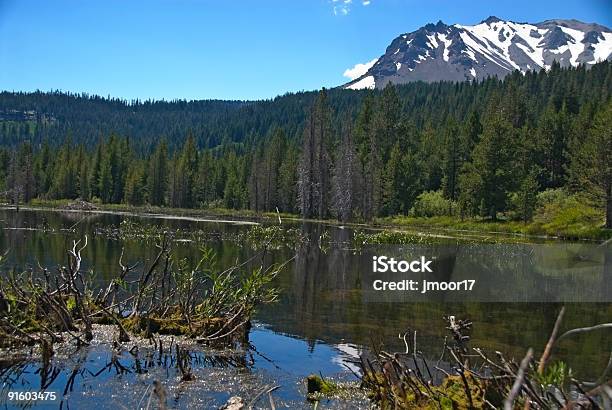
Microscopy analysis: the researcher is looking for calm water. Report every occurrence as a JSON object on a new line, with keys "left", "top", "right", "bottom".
{"left": 0, "top": 208, "right": 610, "bottom": 409}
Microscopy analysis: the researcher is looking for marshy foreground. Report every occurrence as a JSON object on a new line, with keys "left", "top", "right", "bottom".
{"left": 0, "top": 207, "right": 610, "bottom": 408}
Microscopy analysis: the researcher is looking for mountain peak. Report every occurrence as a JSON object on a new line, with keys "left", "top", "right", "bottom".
{"left": 481, "top": 16, "right": 503, "bottom": 24}
{"left": 343, "top": 16, "right": 612, "bottom": 90}
{"left": 423, "top": 20, "right": 448, "bottom": 31}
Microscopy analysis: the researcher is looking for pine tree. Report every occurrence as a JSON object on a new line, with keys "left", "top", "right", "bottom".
{"left": 248, "top": 144, "right": 264, "bottom": 212}
{"left": 0, "top": 148, "right": 10, "bottom": 192}
{"left": 223, "top": 151, "right": 247, "bottom": 209}
{"left": 460, "top": 111, "right": 519, "bottom": 220}
{"left": 441, "top": 119, "right": 461, "bottom": 204}
{"left": 297, "top": 89, "right": 332, "bottom": 219}
{"left": 79, "top": 158, "right": 90, "bottom": 200}
{"left": 262, "top": 128, "right": 286, "bottom": 210}
{"left": 332, "top": 120, "right": 360, "bottom": 221}
{"left": 34, "top": 140, "right": 52, "bottom": 198}
{"left": 18, "top": 143, "right": 35, "bottom": 203}
{"left": 278, "top": 143, "right": 298, "bottom": 213}
{"left": 457, "top": 162, "right": 482, "bottom": 218}
{"left": 147, "top": 141, "right": 168, "bottom": 206}
{"left": 170, "top": 134, "right": 198, "bottom": 208}
{"left": 6, "top": 150, "right": 22, "bottom": 206}
{"left": 98, "top": 157, "right": 113, "bottom": 203}
{"left": 514, "top": 168, "right": 540, "bottom": 223}
{"left": 111, "top": 137, "right": 131, "bottom": 203}
{"left": 88, "top": 140, "right": 104, "bottom": 200}
{"left": 375, "top": 83, "right": 401, "bottom": 159}
{"left": 461, "top": 111, "right": 482, "bottom": 163}
{"left": 354, "top": 94, "right": 381, "bottom": 220}
{"left": 50, "top": 140, "right": 78, "bottom": 199}
{"left": 124, "top": 161, "right": 146, "bottom": 206}
{"left": 195, "top": 149, "right": 215, "bottom": 206}
{"left": 418, "top": 124, "right": 443, "bottom": 192}
{"left": 382, "top": 143, "right": 401, "bottom": 215}
{"left": 569, "top": 102, "right": 612, "bottom": 228}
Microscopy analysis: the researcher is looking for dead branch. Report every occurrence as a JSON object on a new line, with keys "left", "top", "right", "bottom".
{"left": 538, "top": 306, "right": 565, "bottom": 375}
{"left": 504, "top": 348, "right": 533, "bottom": 410}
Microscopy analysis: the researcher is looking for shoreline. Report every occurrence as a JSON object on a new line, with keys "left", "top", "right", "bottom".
{"left": 1, "top": 200, "right": 610, "bottom": 242}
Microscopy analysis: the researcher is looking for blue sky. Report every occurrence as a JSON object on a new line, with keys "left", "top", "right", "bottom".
{"left": 1, "top": 0, "right": 610, "bottom": 101}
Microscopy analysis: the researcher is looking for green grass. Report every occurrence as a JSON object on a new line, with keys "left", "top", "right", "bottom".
{"left": 376, "top": 212, "right": 611, "bottom": 241}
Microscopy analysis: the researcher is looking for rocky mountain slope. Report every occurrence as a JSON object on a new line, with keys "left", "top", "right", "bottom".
{"left": 344, "top": 16, "right": 612, "bottom": 89}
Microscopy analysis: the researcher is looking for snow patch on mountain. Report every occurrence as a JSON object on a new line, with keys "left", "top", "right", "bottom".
{"left": 555, "top": 26, "right": 584, "bottom": 65}
{"left": 592, "top": 32, "right": 612, "bottom": 62}
{"left": 346, "top": 75, "right": 375, "bottom": 90}
{"left": 438, "top": 33, "right": 452, "bottom": 61}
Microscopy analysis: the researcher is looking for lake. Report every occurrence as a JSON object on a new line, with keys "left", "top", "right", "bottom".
{"left": 0, "top": 208, "right": 610, "bottom": 409}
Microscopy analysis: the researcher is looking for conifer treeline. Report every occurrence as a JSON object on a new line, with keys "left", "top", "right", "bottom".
{"left": 0, "top": 62, "right": 610, "bottom": 226}
{"left": 2, "top": 61, "right": 610, "bottom": 151}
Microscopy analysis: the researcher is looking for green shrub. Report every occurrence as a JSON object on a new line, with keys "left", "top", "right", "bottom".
{"left": 536, "top": 188, "right": 568, "bottom": 208}
{"left": 411, "top": 190, "right": 457, "bottom": 217}
{"left": 533, "top": 189, "right": 606, "bottom": 238}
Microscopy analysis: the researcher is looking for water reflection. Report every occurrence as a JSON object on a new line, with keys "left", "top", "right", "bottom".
{"left": 1, "top": 208, "right": 610, "bottom": 386}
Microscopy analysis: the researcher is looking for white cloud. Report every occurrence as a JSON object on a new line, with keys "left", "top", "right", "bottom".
{"left": 332, "top": 0, "right": 351, "bottom": 15}
{"left": 331, "top": 0, "right": 370, "bottom": 16}
{"left": 332, "top": 0, "right": 350, "bottom": 15}
{"left": 333, "top": 5, "right": 349, "bottom": 15}
{"left": 343, "top": 58, "right": 378, "bottom": 80}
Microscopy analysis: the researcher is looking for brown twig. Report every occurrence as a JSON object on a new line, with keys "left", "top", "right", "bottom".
{"left": 537, "top": 306, "right": 565, "bottom": 375}
{"left": 504, "top": 348, "right": 533, "bottom": 410}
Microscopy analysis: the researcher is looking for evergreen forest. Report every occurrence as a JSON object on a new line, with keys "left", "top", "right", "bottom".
{"left": 0, "top": 61, "right": 610, "bottom": 228}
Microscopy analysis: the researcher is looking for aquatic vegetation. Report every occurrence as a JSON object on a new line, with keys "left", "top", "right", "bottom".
{"left": 306, "top": 374, "right": 339, "bottom": 396}
{"left": 359, "top": 311, "right": 612, "bottom": 408}
{"left": 361, "top": 370, "right": 485, "bottom": 409}
{"left": 353, "top": 229, "right": 448, "bottom": 248}
{"left": 305, "top": 374, "right": 363, "bottom": 401}
{"left": 0, "top": 236, "right": 287, "bottom": 350}
{"left": 95, "top": 219, "right": 308, "bottom": 250}
{"left": 237, "top": 225, "right": 307, "bottom": 250}
{"left": 95, "top": 219, "right": 192, "bottom": 242}
{"left": 352, "top": 227, "right": 536, "bottom": 249}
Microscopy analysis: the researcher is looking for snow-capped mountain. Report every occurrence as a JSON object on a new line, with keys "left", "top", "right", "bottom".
{"left": 344, "top": 17, "right": 612, "bottom": 89}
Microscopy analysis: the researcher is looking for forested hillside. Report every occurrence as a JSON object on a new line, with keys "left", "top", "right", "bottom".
{"left": 0, "top": 90, "right": 359, "bottom": 151}
{"left": 1, "top": 61, "right": 611, "bottom": 228}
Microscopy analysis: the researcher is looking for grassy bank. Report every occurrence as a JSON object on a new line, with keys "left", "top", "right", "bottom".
{"left": 8, "top": 197, "right": 612, "bottom": 242}
{"left": 375, "top": 214, "right": 611, "bottom": 241}
{"left": 376, "top": 189, "right": 612, "bottom": 241}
